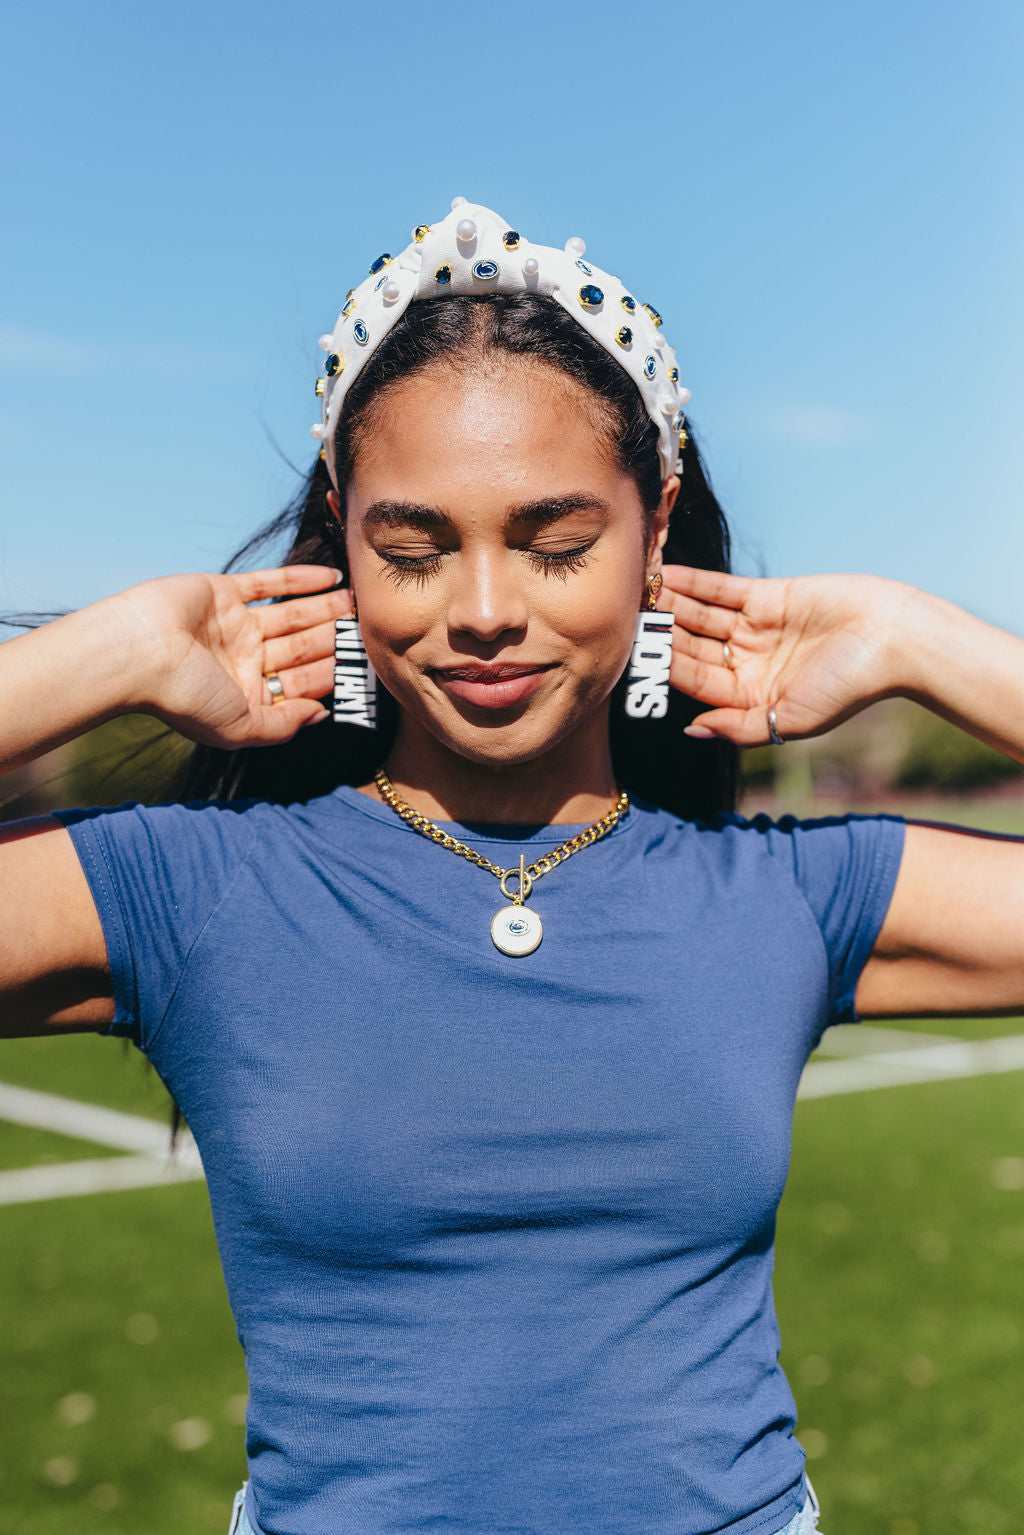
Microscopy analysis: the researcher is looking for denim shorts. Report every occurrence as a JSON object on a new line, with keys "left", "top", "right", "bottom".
{"left": 227, "top": 1478, "right": 821, "bottom": 1534}
{"left": 777, "top": 1476, "right": 821, "bottom": 1534}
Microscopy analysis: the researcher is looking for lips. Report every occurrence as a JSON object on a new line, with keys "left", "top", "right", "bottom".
{"left": 431, "top": 662, "right": 556, "bottom": 710}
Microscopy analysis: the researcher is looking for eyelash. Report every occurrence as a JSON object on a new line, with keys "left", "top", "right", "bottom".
{"left": 379, "top": 546, "right": 593, "bottom": 588}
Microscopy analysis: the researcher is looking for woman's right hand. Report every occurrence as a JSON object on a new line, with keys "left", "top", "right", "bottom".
{"left": 112, "top": 564, "right": 353, "bottom": 748}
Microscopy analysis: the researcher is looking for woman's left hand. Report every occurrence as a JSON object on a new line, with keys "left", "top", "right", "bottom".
{"left": 659, "top": 567, "right": 921, "bottom": 744}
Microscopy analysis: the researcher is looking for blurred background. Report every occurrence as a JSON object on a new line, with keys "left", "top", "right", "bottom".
{"left": 1, "top": 1, "right": 1023, "bottom": 1531}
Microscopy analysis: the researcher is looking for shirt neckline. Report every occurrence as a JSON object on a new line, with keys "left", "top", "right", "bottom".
{"left": 329, "top": 782, "right": 643, "bottom": 847}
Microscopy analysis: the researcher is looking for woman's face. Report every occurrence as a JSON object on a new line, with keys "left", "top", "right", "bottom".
{"left": 331, "top": 359, "right": 677, "bottom": 769}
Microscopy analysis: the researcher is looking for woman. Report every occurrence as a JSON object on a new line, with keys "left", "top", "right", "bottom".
{"left": 3, "top": 200, "right": 1023, "bottom": 1535}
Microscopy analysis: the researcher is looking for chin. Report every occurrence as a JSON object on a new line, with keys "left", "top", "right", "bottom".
{"left": 432, "top": 699, "right": 599, "bottom": 770}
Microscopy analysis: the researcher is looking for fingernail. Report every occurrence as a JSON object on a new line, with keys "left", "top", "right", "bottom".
{"left": 302, "top": 708, "right": 330, "bottom": 727}
{"left": 328, "top": 568, "right": 343, "bottom": 581}
{"left": 684, "top": 725, "right": 717, "bottom": 739}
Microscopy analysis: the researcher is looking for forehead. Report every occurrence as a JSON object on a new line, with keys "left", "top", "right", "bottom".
{"left": 348, "top": 359, "right": 622, "bottom": 492}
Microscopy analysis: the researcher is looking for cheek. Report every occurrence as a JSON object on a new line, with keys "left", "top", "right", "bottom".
{"left": 545, "top": 544, "right": 646, "bottom": 658}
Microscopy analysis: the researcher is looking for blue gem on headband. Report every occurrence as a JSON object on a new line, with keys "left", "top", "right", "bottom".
{"left": 472, "top": 260, "right": 499, "bottom": 279}
{"left": 578, "top": 284, "right": 604, "bottom": 309}
{"left": 674, "top": 408, "right": 687, "bottom": 430}
{"left": 413, "top": 225, "right": 431, "bottom": 242}
{"left": 576, "top": 259, "right": 593, "bottom": 275}
{"left": 502, "top": 230, "right": 520, "bottom": 249}
{"left": 324, "top": 353, "right": 343, "bottom": 377}
{"left": 374, "top": 276, "right": 387, "bottom": 290}
{"left": 342, "top": 295, "right": 356, "bottom": 318}
{"left": 620, "top": 295, "right": 636, "bottom": 313}
{"left": 642, "top": 302, "right": 663, "bottom": 328}
{"left": 369, "top": 254, "right": 393, "bottom": 275}
{"left": 353, "top": 320, "right": 370, "bottom": 345}
{"left": 643, "top": 354, "right": 657, "bottom": 378}
{"left": 435, "top": 264, "right": 452, "bottom": 285}
{"left": 669, "top": 366, "right": 680, "bottom": 383}
{"left": 615, "top": 325, "right": 633, "bottom": 348}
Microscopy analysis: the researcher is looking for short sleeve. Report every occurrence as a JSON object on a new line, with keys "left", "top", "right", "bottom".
{"left": 53, "top": 797, "right": 260, "bottom": 1049}
{"left": 754, "top": 810, "right": 906, "bottom": 1026}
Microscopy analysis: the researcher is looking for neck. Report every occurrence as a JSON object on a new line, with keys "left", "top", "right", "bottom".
{"left": 362, "top": 705, "right": 619, "bottom": 826}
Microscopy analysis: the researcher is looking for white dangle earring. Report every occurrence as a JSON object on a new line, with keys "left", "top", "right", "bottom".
{"left": 624, "top": 573, "right": 674, "bottom": 721}
{"left": 333, "top": 598, "right": 377, "bottom": 728}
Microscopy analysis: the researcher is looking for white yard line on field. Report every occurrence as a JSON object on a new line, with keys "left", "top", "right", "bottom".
{"left": 0, "top": 1081, "right": 203, "bottom": 1205}
{"left": 799, "top": 1032, "right": 1024, "bottom": 1098}
{"left": 814, "top": 1023, "right": 958, "bottom": 1056}
{"left": 0, "top": 1149, "right": 204, "bottom": 1206}
{"left": 0, "top": 1082, "right": 174, "bottom": 1153}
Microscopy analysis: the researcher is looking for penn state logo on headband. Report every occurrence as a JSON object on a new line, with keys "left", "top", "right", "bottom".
{"left": 310, "top": 198, "right": 692, "bottom": 488}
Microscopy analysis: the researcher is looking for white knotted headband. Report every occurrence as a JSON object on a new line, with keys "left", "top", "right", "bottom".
{"left": 311, "top": 198, "right": 692, "bottom": 490}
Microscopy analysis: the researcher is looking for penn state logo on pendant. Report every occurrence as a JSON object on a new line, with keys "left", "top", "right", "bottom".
{"left": 491, "top": 904, "right": 543, "bottom": 957}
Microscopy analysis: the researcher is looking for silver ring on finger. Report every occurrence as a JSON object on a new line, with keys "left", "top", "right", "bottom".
{"left": 722, "top": 641, "right": 733, "bottom": 669}
{"left": 767, "top": 705, "right": 786, "bottom": 745}
{"left": 265, "top": 672, "right": 285, "bottom": 704}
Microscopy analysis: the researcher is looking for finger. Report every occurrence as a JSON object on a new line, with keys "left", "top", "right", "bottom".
{"left": 662, "top": 590, "right": 735, "bottom": 642}
{"left": 668, "top": 651, "right": 737, "bottom": 708}
{"left": 257, "top": 588, "right": 354, "bottom": 642}
{"left": 683, "top": 707, "right": 776, "bottom": 746}
{"left": 262, "top": 618, "right": 339, "bottom": 674}
{"left": 673, "top": 625, "right": 732, "bottom": 668}
{"left": 262, "top": 656, "right": 333, "bottom": 706}
{"left": 233, "top": 564, "right": 343, "bottom": 604}
{"left": 661, "top": 564, "right": 754, "bottom": 611}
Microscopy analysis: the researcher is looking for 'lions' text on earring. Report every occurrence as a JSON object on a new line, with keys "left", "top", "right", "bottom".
{"left": 625, "top": 611, "right": 674, "bottom": 719}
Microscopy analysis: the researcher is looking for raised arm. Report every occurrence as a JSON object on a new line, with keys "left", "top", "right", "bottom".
{"left": 660, "top": 567, "right": 1024, "bottom": 1019}
{"left": 0, "top": 567, "right": 349, "bottom": 1036}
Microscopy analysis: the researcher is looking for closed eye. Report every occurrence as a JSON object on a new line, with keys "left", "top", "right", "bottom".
{"left": 525, "top": 546, "right": 592, "bottom": 580}
{"left": 377, "top": 542, "right": 595, "bottom": 588}
{"left": 378, "top": 549, "right": 446, "bottom": 588}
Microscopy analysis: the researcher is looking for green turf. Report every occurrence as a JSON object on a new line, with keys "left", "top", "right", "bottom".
{"left": 0, "top": 1033, "right": 175, "bottom": 1122}
{"left": 777, "top": 1072, "right": 1024, "bottom": 1534}
{"left": 816, "top": 1014, "right": 1024, "bottom": 1044}
{"left": 0, "top": 1122, "right": 123, "bottom": 1172}
{"left": 0, "top": 1182, "right": 247, "bottom": 1535}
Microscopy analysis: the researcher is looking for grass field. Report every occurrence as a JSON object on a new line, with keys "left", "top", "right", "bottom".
{"left": 2, "top": 797, "right": 1023, "bottom": 1534}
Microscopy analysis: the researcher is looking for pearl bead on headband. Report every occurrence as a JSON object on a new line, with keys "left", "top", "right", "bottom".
{"left": 311, "top": 197, "right": 692, "bottom": 490}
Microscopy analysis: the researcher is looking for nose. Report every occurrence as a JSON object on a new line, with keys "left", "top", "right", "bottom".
{"left": 445, "top": 548, "right": 529, "bottom": 646}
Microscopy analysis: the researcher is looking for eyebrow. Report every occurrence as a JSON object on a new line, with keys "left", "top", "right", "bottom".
{"left": 362, "top": 493, "right": 613, "bottom": 531}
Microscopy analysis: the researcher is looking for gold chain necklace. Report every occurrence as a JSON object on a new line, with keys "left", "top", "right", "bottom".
{"left": 373, "top": 769, "right": 630, "bottom": 956}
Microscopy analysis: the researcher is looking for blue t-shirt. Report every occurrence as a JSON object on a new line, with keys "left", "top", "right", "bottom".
{"left": 56, "top": 787, "right": 905, "bottom": 1535}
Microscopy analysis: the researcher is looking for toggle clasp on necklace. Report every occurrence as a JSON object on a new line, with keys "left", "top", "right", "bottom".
{"left": 498, "top": 854, "right": 533, "bottom": 907}
{"left": 371, "top": 769, "right": 629, "bottom": 956}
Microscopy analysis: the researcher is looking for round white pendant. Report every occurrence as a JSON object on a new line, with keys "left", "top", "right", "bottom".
{"left": 490, "top": 903, "right": 543, "bottom": 956}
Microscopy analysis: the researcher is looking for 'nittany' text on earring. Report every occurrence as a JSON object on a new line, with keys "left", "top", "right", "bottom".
{"left": 333, "top": 608, "right": 377, "bottom": 728}
{"left": 625, "top": 577, "right": 674, "bottom": 720}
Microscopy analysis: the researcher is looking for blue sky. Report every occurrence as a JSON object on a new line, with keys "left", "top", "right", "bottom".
{"left": 2, "top": 0, "right": 1022, "bottom": 635}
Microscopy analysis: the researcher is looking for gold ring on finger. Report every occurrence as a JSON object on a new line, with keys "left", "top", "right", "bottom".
{"left": 265, "top": 672, "right": 285, "bottom": 704}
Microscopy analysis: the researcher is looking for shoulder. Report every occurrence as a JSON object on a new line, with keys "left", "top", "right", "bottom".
{"left": 50, "top": 794, "right": 312, "bottom": 891}
{"left": 633, "top": 800, "right": 905, "bottom": 886}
